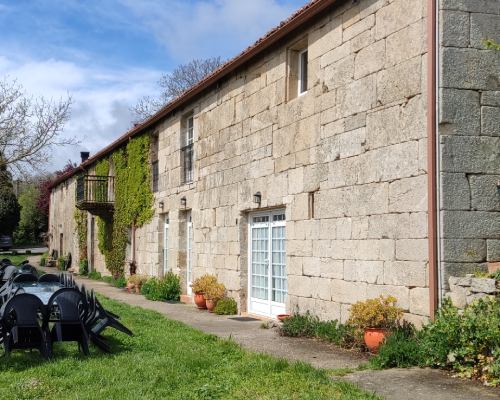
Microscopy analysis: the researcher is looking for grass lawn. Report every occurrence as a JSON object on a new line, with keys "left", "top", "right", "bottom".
{"left": 0, "top": 253, "right": 32, "bottom": 266}
{"left": 0, "top": 297, "right": 379, "bottom": 400}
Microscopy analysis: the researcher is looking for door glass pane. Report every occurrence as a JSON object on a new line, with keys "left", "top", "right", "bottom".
{"left": 272, "top": 225, "right": 287, "bottom": 303}
{"left": 163, "top": 220, "right": 169, "bottom": 274}
{"left": 251, "top": 226, "right": 268, "bottom": 300}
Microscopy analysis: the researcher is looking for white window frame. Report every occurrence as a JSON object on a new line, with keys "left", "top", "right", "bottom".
{"left": 163, "top": 215, "right": 169, "bottom": 275}
{"left": 248, "top": 209, "right": 287, "bottom": 318}
{"left": 298, "top": 49, "right": 308, "bottom": 96}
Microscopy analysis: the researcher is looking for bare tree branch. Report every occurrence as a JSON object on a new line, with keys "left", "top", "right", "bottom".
{"left": 0, "top": 77, "right": 75, "bottom": 176}
{"left": 131, "top": 57, "right": 224, "bottom": 122}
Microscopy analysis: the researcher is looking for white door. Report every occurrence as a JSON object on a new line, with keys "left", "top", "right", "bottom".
{"left": 186, "top": 212, "right": 193, "bottom": 295}
{"left": 163, "top": 215, "right": 169, "bottom": 275}
{"left": 248, "top": 210, "right": 287, "bottom": 318}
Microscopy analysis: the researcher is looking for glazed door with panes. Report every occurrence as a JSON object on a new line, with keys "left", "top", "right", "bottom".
{"left": 186, "top": 212, "right": 193, "bottom": 295}
{"left": 248, "top": 210, "right": 287, "bottom": 317}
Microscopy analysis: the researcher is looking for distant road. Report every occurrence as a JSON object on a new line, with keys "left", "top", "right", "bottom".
{"left": 0, "top": 246, "right": 48, "bottom": 254}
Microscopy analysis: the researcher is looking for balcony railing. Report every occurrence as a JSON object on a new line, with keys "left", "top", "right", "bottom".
{"left": 76, "top": 175, "right": 114, "bottom": 216}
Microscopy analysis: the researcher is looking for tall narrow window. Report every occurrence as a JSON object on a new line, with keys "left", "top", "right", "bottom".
{"left": 151, "top": 161, "right": 159, "bottom": 192}
{"left": 181, "top": 114, "right": 194, "bottom": 184}
{"left": 298, "top": 49, "right": 308, "bottom": 95}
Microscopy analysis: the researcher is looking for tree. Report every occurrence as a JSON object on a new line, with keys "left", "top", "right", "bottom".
{"left": 132, "top": 57, "right": 224, "bottom": 121}
{"left": 0, "top": 154, "right": 20, "bottom": 235}
{"left": 0, "top": 77, "right": 74, "bottom": 175}
{"left": 13, "top": 184, "right": 44, "bottom": 245}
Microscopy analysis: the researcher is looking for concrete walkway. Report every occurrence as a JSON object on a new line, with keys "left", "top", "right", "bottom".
{"left": 37, "top": 263, "right": 500, "bottom": 400}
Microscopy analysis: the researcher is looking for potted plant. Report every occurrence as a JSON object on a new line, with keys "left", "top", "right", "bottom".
{"left": 191, "top": 274, "right": 217, "bottom": 310}
{"left": 204, "top": 282, "right": 226, "bottom": 312}
{"left": 347, "top": 295, "right": 403, "bottom": 352}
{"left": 128, "top": 275, "right": 147, "bottom": 294}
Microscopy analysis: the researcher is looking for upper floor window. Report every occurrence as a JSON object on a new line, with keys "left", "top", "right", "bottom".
{"left": 298, "top": 49, "right": 308, "bottom": 96}
{"left": 181, "top": 113, "right": 194, "bottom": 184}
{"left": 151, "top": 160, "right": 159, "bottom": 192}
{"left": 287, "top": 37, "right": 308, "bottom": 101}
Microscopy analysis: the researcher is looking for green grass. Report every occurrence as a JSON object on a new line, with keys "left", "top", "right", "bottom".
{"left": 0, "top": 298, "right": 379, "bottom": 400}
{"left": 0, "top": 253, "right": 31, "bottom": 266}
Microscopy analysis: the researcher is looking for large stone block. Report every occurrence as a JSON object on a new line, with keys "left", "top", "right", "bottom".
{"left": 368, "top": 212, "right": 427, "bottom": 239}
{"left": 441, "top": 0, "right": 499, "bottom": 13}
{"left": 288, "top": 275, "right": 313, "bottom": 298}
{"left": 321, "top": 42, "right": 351, "bottom": 68}
{"left": 376, "top": 56, "right": 422, "bottom": 105}
{"left": 366, "top": 284, "right": 410, "bottom": 310}
{"left": 440, "top": 10, "right": 469, "bottom": 47}
{"left": 354, "top": 39, "right": 385, "bottom": 79}
{"left": 315, "top": 299, "right": 341, "bottom": 321}
{"left": 482, "top": 91, "right": 500, "bottom": 107}
{"left": 337, "top": 75, "right": 376, "bottom": 117}
{"left": 383, "top": 261, "right": 427, "bottom": 287}
{"left": 469, "top": 175, "right": 500, "bottom": 211}
{"left": 442, "top": 262, "right": 488, "bottom": 289}
{"left": 386, "top": 20, "right": 425, "bottom": 67}
{"left": 343, "top": 260, "right": 384, "bottom": 284}
{"left": 319, "top": 258, "right": 344, "bottom": 279}
{"left": 441, "top": 48, "right": 500, "bottom": 90}
{"left": 409, "top": 287, "right": 430, "bottom": 316}
{"left": 481, "top": 106, "right": 500, "bottom": 137}
{"left": 308, "top": 19, "right": 343, "bottom": 61}
{"left": 395, "top": 239, "right": 428, "bottom": 261}
{"left": 330, "top": 279, "right": 367, "bottom": 304}
{"left": 487, "top": 240, "right": 500, "bottom": 262}
{"left": 470, "top": 278, "right": 497, "bottom": 293}
{"left": 442, "top": 210, "right": 500, "bottom": 238}
{"left": 343, "top": 14, "right": 375, "bottom": 42}
{"left": 440, "top": 173, "right": 471, "bottom": 210}
{"left": 375, "top": 0, "right": 423, "bottom": 40}
{"left": 442, "top": 239, "right": 487, "bottom": 262}
{"left": 439, "top": 89, "right": 480, "bottom": 136}
{"left": 311, "top": 277, "right": 333, "bottom": 301}
{"left": 389, "top": 175, "right": 427, "bottom": 213}
{"left": 319, "top": 127, "right": 366, "bottom": 162}
{"left": 440, "top": 135, "right": 500, "bottom": 174}
{"left": 470, "top": 13, "right": 500, "bottom": 49}
{"left": 324, "top": 54, "right": 355, "bottom": 89}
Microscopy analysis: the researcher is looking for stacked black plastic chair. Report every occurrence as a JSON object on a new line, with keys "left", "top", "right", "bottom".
{"left": 0, "top": 293, "right": 51, "bottom": 358}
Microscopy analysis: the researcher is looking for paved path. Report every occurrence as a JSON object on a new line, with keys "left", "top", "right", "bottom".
{"left": 38, "top": 265, "right": 500, "bottom": 400}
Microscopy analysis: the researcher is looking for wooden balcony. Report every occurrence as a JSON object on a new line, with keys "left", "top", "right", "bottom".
{"left": 75, "top": 175, "right": 114, "bottom": 218}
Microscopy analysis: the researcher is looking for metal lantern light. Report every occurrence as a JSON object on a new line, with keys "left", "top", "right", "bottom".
{"left": 253, "top": 192, "right": 262, "bottom": 206}
{"left": 180, "top": 196, "right": 187, "bottom": 208}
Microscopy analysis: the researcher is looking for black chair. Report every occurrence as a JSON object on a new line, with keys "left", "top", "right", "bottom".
{"left": 38, "top": 274, "right": 60, "bottom": 283}
{"left": 0, "top": 293, "right": 51, "bottom": 358}
{"left": 20, "top": 264, "right": 38, "bottom": 276}
{"left": 91, "top": 299, "right": 133, "bottom": 337}
{"left": 12, "top": 273, "right": 38, "bottom": 284}
{"left": 1, "top": 265, "right": 18, "bottom": 283}
{"left": 47, "top": 288, "right": 90, "bottom": 355}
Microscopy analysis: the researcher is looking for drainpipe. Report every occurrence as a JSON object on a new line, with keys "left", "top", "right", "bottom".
{"left": 427, "top": 0, "right": 439, "bottom": 319}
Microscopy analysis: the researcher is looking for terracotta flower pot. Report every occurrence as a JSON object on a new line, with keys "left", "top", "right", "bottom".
{"left": 126, "top": 282, "right": 135, "bottom": 293}
{"left": 206, "top": 298, "right": 217, "bottom": 313}
{"left": 194, "top": 292, "right": 207, "bottom": 309}
{"left": 135, "top": 285, "right": 141, "bottom": 294}
{"left": 277, "top": 314, "right": 291, "bottom": 322}
{"left": 364, "top": 328, "right": 387, "bottom": 353}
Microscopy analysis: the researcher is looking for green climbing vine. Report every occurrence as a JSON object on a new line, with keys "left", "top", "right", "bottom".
{"left": 95, "top": 135, "right": 154, "bottom": 277}
{"left": 74, "top": 208, "right": 87, "bottom": 262}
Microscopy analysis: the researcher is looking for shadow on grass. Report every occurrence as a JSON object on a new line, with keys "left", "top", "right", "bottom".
{"left": 0, "top": 332, "right": 130, "bottom": 373}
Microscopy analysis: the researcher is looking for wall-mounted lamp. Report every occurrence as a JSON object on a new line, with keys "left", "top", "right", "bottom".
{"left": 253, "top": 192, "right": 262, "bottom": 207}
{"left": 180, "top": 196, "right": 187, "bottom": 208}
{"left": 159, "top": 201, "right": 164, "bottom": 209}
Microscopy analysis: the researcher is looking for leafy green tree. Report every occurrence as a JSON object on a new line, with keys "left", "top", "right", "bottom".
{"left": 14, "top": 184, "right": 44, "bottom": 244}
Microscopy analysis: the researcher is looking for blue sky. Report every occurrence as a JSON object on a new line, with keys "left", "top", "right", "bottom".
{"left": 0, "top": 0, "right": 307, "bottom": 171}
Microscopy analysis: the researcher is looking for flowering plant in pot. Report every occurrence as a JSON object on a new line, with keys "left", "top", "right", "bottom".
{"left": 190, "top": 274, "right": 217, "bottom": 309}
{"left": 204, "top": 282, "right": 226, "bottom": 312}
{"left": 347, "top": 295, "right": 403, "bottom": 352}
{"left": 128, "top": 274, "right": 147, "bottom": 294}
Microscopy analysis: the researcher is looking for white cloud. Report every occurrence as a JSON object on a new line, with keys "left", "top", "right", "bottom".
{"left": 118, "top": 0, "right": 301, "bottom": 62}
{"left": 0, "top": 57, "right": 161, "bottom": 171}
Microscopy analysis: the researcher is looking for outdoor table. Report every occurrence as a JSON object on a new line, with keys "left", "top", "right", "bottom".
{"left": 14, "top": 282, "right": 64, "bottom": 305}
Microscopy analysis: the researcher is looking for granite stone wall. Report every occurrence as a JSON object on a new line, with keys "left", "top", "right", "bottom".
{"left": 438, "top": 0, "right": 500, "bottom": 290}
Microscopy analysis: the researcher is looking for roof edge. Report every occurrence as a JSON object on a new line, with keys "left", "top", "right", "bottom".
{"left": 50, "top": 0, "right": 338, "bottom": 189}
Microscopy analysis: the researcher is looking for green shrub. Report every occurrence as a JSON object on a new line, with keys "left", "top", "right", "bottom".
{"left": 57, "top": 256, "right": 66, "bottom": 271}
{"left": 419, "top": 297, "right": 500, "bottom": 385}
{"left": 39, "top": 253, "right": 47, "bottom": 267}
{"left": 489, "top": 270, "right": 500, "bottom": 280}
{"left": 370, "top": 322, "right": 423, "bottom": 369}
{"left": 87, "top": 270, "right": 102, "bottom": 280}
{"left": 280, "top": 312, "right": 357, "bottom": 347}
{"left": 213, "top": 297, "right": 238, "bottom": 315}
{"left": 79, "top": 259, "right": 89, "bottom": 275}
{"left": 141, "top": 273, "right": 181, "bottom": 301}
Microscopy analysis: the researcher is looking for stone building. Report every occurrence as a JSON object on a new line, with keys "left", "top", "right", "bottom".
{"left": 48, "top": 0, "right": 500, "bottom": 324}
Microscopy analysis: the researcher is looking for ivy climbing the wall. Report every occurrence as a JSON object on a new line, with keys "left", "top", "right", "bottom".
{"left": 95, "top": 158, "right": 112, "bottom": 257}
{"left": 95, "top": 135, "right": 154, "bottom": 277}
{"left": 74, "top": 208, "right": 87, "bottom": 263}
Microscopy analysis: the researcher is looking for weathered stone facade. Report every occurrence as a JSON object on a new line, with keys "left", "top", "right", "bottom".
{"left": 48, "top": 0, "right": 499, "bottom": 324}
{"left": 438, "top": 0, "right": 500, "bottom": 290}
